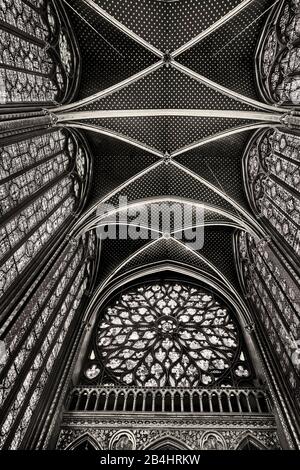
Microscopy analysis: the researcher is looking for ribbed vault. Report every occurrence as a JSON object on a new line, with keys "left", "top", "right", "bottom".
{"left": 58, "top": 0, "right": 280, "bottom": 300}
{"left": 3, "top": 0, "right": 300, "bottom": 451}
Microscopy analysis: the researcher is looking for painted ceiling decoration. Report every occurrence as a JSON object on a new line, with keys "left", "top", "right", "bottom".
{"left": 1, "top": 0, "right": 300, "bottom": 451}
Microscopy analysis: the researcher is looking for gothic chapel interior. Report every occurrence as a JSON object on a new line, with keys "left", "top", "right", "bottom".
{"left": 1, "top": 0, "right": 300, "bottom": 451}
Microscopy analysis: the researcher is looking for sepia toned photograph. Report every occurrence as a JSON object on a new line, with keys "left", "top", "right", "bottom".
{"left": 0, "top": 0, "right": 300, "bottom": 461}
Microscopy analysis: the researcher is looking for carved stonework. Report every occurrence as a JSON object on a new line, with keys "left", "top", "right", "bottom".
{"left": 56, "top": 414, "right": 280, "bottom": 450}
{"left": 82, "top": 281, "right": 253, "bottom": 389}
{"left": 236, "top": 230, "right": 300, "bottom": 407}
{"left": 257, "top": 0, "right": 300, "bottom": 105}
{"left": 109, "top": 430, "right": 136, "bottom": 450}
{"left": 243, "top": 128, "right": 300, "bottom": 257}
{"left": 200, "top": 432, "right": 226, "bottom": 450}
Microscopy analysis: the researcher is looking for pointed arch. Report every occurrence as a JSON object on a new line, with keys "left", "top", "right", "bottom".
{"left": 66, "top": 432, "right": 102, "bottom": 450}
{"left": 74, "top": 196, "right": 265, "bottom": 241}
{"left": 0, "top": 127, "right": 92, "bottom": 314}
{"left": 72, "top": 262, "right": 267, "bottom": 397}
{"left": 236, "top": 433, "right": 268, "bottom": 450}
{"left": 144, "top": 435, "right": 192, "bottom": 450}
{"left": 242, "top": 127, "right": 300, "bottom": 263}
{"left": 0, "top": 0, "right": 81, "bottom": 106}
{"left": 82, "top": 245, "right": 254, "bottom": 329}
{"left": 255, "top": 0, "right": 300, "bottom": 106}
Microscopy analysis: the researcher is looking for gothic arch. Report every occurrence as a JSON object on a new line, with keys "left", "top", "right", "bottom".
{"left": 200, "top": 431, "right": 227, "bottom": 450}
{"left": 144, "top": 435, "right": 192, "bottom": 451}
{"left": 0, "top": 0, "right": 81, "bottom": 107}
{"left": 0, "top": 127, "right": 93, "bottom": 315}
{"left": 242, "top": 127, "right": 300, "bottom": 265}
{"left": 74, "top": 268, "right": 265, "bottom": 391}
{"left": 66, "top": 433, "right": 102, "bottom": 450}
{"left": 236, "top": 433, "right": 268, "bottom": 450}
{"left": 83, "top": 261, "right": 254, "bottom": 330}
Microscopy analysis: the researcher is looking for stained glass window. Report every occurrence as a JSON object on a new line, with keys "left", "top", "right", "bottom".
{"left": 244, "top": 128, "right": 300, "bottom": 256}
{"left": 236, "top": 231, "right": 300, "bottom": 405}
{"left": 83, "top": 282, "right": 253, "bottom": 388}
{"left": 0, "top": 230, "right": 99, "bottom": 449}
{"left": 0, "top": 128, "right": 90, "bottom": 303}
{"left": 0, "top": 0, "right": 78, "bottom": 105}
{"left": 257, "top": 0, "right": 300, "bottom": 105}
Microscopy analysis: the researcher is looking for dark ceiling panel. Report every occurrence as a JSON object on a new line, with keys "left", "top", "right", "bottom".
{"left": 82, "top": 66, "right": 256, "bottom": 111}
{"left": 105, "top": 162, "right": 236, "bottom": 214}
{"left": 115, "top": 237, "right": 218, "bottom": 278}
{"left": 174, "top": 130, "right": 254, "bottom": 209}
{"left": 191, "top": 226, "right": 240, "bottom": 289}
{"left": 83, "top": 116, "right": 253, "bottom": 153}
{"left": 65, "top": 0, "right": 158, "bottom": 99}
{"left": 93, "top": 0, "right": 242, "bottom": 52}
{"left": 94, "top": 227, "right": 240, "bottom": 293}
{"left": 177, "top": 0, "right": 272, "bottom": 98}
{"left": 96, "top": 236, "right": 151, "bottom": 285}
{"left": 83, "top": 132, "right": 160, "bottom": 206}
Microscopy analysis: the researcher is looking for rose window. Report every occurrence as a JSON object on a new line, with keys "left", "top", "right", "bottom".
{"left": 84, "top": 282, "right": 251, "bottom": 387}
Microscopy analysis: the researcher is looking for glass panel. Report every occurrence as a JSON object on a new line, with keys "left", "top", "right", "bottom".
{"left": 257, "top": 0, "right": 300, "bottom": 105}
{"left": 82, "top": 282, "right": 253, "bottom": 388}
{"left": 237, "top": 231, "right": 300, "bottom": 399}
{"left": 0, "top": 129, "right": 89, "bottom": 301}
{"left": 0, "top": 0, "right": 77, "bottom": 104}
{"left": 245, "top": 128, "right": 300, "bottom": 255}
{"left": 0, "top": 230, "right": 98, "bottom": 449}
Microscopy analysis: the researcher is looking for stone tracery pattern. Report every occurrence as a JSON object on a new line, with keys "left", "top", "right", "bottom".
{"left": 56, "top": 417, "right": 280, "bottom": 450}
{"left": 257, "top": 0, "right": 300, "bottom": 105}
{"left": 244, "top": 128, "right": 300, "bottom": 257}
{"left": 83, "top": 282, "right": 252, "bottom": 388}
{"left": 0, "top": 0, "right": 79, "bottom": 105}
{"left": 0, "top": 128, "right": 90, "bottom": 304}
{"left": 236, "top": 231, "right": 300, "bottom": 408}
{"left": 0, "top": 230, "right": 99, "bottom": 449}
{"left": 0, "top": 0, "right": 294, "bottom": 451}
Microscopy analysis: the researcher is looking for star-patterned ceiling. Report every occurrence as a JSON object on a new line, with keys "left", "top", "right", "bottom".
{"left": 59, "top": 0, "right": 276, "bottom": 301}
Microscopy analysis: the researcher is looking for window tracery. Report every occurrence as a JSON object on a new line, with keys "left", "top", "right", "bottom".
{"left": 236, "top": 231, "right": 300, "bottom": 406}
{"left": 0, "top": 128, "right": 90, "bottom": 303}
{"left": 244, "top": 128, "right": 300, "bottom": 257}
{"left": 82, "top": 282, "right": 253, "bottom": 388}
{"left": 0, "top": 230, "right": 99, "bottom": 449}
{"left": 257, "top": 0, "right": 300, "bottom": 105}
{"left": 0, "top": 0, "right": 79, "bottom": 105}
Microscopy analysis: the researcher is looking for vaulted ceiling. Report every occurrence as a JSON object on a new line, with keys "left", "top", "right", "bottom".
{"left": 60, "top": 0, "right": 274, "bottom": 300}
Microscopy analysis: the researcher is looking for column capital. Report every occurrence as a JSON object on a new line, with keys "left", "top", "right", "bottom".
{"left": 280, "top": 110, "right": 300, "bottom": 130}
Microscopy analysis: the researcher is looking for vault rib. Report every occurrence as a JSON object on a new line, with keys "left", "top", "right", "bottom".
{"left": 171, "top": 123, "right": 274, "bottom": 157}
{"left": 172, "top": 60, "right": 287, "bottom": 112}
{"left": 171, "top": 160, "right": 266, "bottom": 237}
{"left": 57, "top": 109, "right": 282, "bottom": 121}
{"left": 60, "top": 123, "right": 164, "bottom": 157}
{"left": 82, "top": 0, "right": 164, "bottom": 57}
{"left": 54, "top": 60, "right": 164, "bottom": 112}
{"left": 171, "top": 0, "right": 254, "bottom": 58}
{"left": 74, "top": 196, "right": 263, "bottom": 242}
